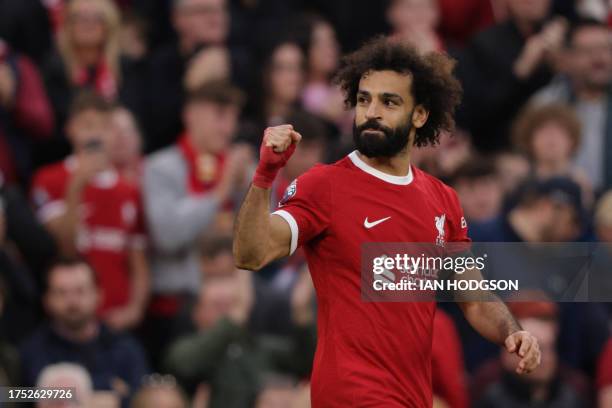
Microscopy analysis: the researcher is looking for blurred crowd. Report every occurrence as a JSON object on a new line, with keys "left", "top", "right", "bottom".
{"left": 0, "top": 0, "right": 611, "bottom": 407}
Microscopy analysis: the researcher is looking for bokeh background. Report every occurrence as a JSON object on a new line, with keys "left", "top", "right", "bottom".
{"left": 0, "top": 0, "right": 611, "bottom": 406}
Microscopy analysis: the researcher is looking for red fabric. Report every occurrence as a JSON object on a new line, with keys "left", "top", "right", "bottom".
{"left": 437, "top": 0, "right": 495, "bottom": 46}
{"left": 432, "top": 309, "right": 469, "bottom": 408}
{"left": 13, "top": 56, "right": 54, "bottom": 139}
{"left": 73, "top": 59, "right": 117, "bottom": 100}
{"left": 274, "top": 155, "right": 470, "bottom": 407}
{"left": 597, "top": 338, "right": 612, "bottom": 390}
{"left": 31, "top": 158, "right": 146, "bottom": 314}
{"left": 254, "top": 138, "right": 297, "bottom": 189}
{"left": 177, "top": 134, "right": 227, "bottom": 195}
{"left": 0, "top": 133, "right": 16, "bottom": 184}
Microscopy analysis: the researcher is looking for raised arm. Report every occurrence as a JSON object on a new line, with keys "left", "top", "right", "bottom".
{"left": 233, "top": 125, "right": 301, "bottom": 271}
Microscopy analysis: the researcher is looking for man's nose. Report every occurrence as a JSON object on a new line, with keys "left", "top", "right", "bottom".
{"left": 365, "top": 100, "right": 382, "bottom": 120}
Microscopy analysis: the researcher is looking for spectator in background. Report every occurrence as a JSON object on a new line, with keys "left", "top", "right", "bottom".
{"left": 119, "top": 11, "right": 148, "bottom": 61}
{"left": 110, "top": 106, "right": 143, "bottom": 186}
{"left": 411, "top": 130, "right": 474, "bottom": 180}
{"left": 529, "top": 19, "right": 612, "bottom": 192}
{"left": 21, "top": 259, "right": 149, "bottom": 404}
{"left": 431, "top": 308, "right": 469, "bottom": 408}
{"left": 297, "top": 14, "right": 351, "bottom": 136}
{"left": 0, "top": 39, "right": 54, "bottom": 184}
{"left": 41, "top": 0, "right": 146, "bottom": 164}
{"left": 473, "top": 293, "right": 591, "bottom": 408}
{"left": 0, "top": 0, "right": 53, "bottom": 64}
{"left": 36, "top": 363, "right": 95, "bottom": 408}
{"left": 595, "top": 191, "right": 612, "bottom": 243}
{"left": 494, "top": 150, "right": 531, "bottom": 195}
{"left": 242, "top": 39, "right": 305, "bottom": 148}
{"left": 436, "top": 0, "right": 495, "bottom": 48}
{"left": 142, "top": 81, "right": 252, "bottom": 362}
{"left": 131, "top": 374, "right": 188, "bottom": 408}
{"left": 455, "top": 0, "right": 567, "bottom": 151}
{"left": 0, "top": 274, "right": 19, "bottom": 389}
{"left": 598, "top": 339, "right": 612, "bottom": 408}
{"left": 387, "top": 0, "right": 443, "bottom": 53}
{"left": 31, "top": 91, "right": 149, "bottom": 331}
{"left": 480, "top": 177, "right": 586, "bottom": 242}
{"left": 512, "top": 104, "right": 594, "bottom": 207}
{"left": 450, "top": 159, "right": 504, "bottom": 241}
{"left": 146, "top": 0, "right": 249, "bottom": 152}
{"left": 0, "top": 177, "right": 57, "bottom": 344}
{"left": 183, "top": 45, "right": 231, "bottom": 92}
{"left": 271, "top": 111, "right": 328, "bottom": 206}
{"left": 163, "top": 267, "right": 316, "bottom": 408}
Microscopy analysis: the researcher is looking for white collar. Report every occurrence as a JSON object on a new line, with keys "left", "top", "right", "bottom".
{"left": 348, "top": 150, "right": 414, "bottom": 186}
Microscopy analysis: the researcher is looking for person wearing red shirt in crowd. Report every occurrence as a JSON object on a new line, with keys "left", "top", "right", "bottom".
{"left": 234, "top": 38, "right": 541, "bottom": 407}
{"left": 31, "top": 90, "right": 149, "bottom": 332}
{"left": 432, "top": 308, "right": 469, "bottom": 408}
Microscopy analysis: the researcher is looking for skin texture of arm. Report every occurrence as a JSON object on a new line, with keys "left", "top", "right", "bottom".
{"left": 454, "top": 266, "right": 540, "bottom": 374}
{"left": 233, "top": 185, "right": 292, "bottom": 271}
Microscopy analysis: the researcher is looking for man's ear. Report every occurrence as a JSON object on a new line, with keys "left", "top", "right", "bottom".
{"left": 412, "top": 105, "right": 429, "bottom": 129}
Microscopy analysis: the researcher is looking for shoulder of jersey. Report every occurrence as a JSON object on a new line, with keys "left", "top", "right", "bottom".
{"left": 33, "top": 161, "right": 67, "bottom": 184}
{"left": 413, "top": 166, "right": 459, "bottom": 199}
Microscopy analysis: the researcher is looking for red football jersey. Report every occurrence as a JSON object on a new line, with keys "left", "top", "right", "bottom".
{"left": 273, "top": 151, "right": 470, "bottom": 408}
{"left": 31, "top": 157, "right": 146, "bottom": 313}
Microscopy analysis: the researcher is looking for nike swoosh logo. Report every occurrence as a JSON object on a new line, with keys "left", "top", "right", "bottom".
{"left": 364, "top": 216, "right": 391, "bottom": 229}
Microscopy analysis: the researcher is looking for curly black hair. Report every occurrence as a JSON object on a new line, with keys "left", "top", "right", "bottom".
{"left": 333, "top": 36, "right": 463, "bottom": 147}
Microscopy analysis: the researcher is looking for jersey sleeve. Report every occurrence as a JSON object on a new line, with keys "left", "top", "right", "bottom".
{"left": 271, "top": 165, "right": 332, "bottom": 255}
{"left": 446, "top": 187, "right": 470, "bottom": 243}
{"left": 443, "top": 186, "right": 471, "bottom": 258}
{"left": 30, "top": 168, "right": 65, "bottom": 223}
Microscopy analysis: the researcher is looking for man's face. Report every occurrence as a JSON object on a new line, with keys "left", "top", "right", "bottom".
{"left": 455, "top": 176, "right": 503, "bottom": 222}
{"left": 531, "top": 122, "right": 573, "bottom": 163}
{"left": 185, "top": 100, "right": 239, "bottom": 153}
{"left": 506, "top": 0, "right": 551, "bottom": 24}
{"left": 44, "top": 265, "right": 99, "bottom": 331}
{"left": 567, "top": 26, "right": 612, "bottom": 90}
{"left": 67, "top": 109, "right": 113, "bottom": 154}
{"left": 192, "top": 275, "right": 237, "bottom": 330}
{"left": 537, "top": 199, "right": 581, "bottom": 242}
{"left": 173, "top": 0, "right": 228, "bottom": 49}
{"left": 353, "top": 70, "right": 420, "bottom": 158}
{"left": 269, "top": 43, "right": 304, "bottom": 106}
{"left": 387, "top": 0, "right": 439, "bottom": 34}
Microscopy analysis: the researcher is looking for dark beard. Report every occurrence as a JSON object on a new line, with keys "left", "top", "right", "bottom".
{"left": 353, "top": 114, "right": 414, "bottom": 158}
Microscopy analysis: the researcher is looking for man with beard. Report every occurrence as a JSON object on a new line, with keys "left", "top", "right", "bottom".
{"left": 233, "top": 37, "right": 541, "bottom": 407}
{"left": 19, "top": 258, "right": 149, "bottom": 403}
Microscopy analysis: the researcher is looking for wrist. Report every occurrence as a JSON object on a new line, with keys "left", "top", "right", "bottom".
{"left": 252, "top": 163, "right": 279, "bottom": 189}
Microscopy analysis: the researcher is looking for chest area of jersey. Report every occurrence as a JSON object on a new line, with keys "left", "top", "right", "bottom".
{"left": 331, "top": 186, "right": 450, "bottom": 245}
{"left": 77, "top": 189, "right": 136, "bottom": 228}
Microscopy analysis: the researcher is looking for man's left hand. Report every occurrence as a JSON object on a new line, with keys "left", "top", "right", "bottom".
{"left": 504, "top": 330, "right": 541, "bottom": 374}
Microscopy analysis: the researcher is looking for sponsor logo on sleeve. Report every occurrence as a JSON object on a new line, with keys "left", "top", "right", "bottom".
{"left": 279, "top": 179, "right": 297, "bottom": 206}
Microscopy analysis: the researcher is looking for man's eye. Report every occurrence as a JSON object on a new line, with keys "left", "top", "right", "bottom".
{"left": 357, "top": 96, "right": 367, "bottom": 104}
{"left": 384, "top": 100, "right": 396, "bottom": 107}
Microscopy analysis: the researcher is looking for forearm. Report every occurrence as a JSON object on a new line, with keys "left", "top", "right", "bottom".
{"left": 127, "top": 249, "right": 149, "bottom": 313}
{"left": 233, "top": 185, "right": 273, "bottom": 270}
{"left": 460, "top": 295, "right": 521, "bottom": 346}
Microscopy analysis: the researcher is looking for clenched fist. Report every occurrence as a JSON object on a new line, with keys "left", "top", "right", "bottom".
{"left": 505, "top": 330, "right": 541, "bottom": 374}
{"left": 252, "top": 124, "right": 302, "bottom": 189}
